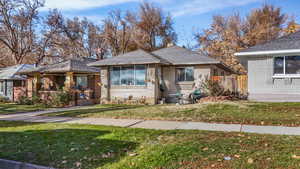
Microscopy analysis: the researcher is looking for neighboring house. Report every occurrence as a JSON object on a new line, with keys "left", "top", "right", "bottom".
{"left": 20, "top": 58, "right": 101, "bottom": 106}
{"left": 89, "top": 46, "right": 234, "bottom": 104}
{"left": 0, "top": 64, "right": 34, "bottom": 101}
{"left": 235, "top": 31, "right": 300, "bottom": 102}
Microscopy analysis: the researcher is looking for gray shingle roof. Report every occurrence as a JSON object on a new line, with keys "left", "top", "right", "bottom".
{"left": 88, "top": 49, "right": 170, "bottom": 66}
{"left": 0, "top": 64, "right": 34, "bottom": 80}
{"left": 241, "top": 31, "right": 300, "bottom": 53}
{"left": 152, "top": 46, "right": 220, "bottom": 65}
{"left": 20, "top": 58, "right": 100, "bottom": 74}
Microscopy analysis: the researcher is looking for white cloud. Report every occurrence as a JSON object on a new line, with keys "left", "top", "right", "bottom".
{"left": 170, "top": 0, "right": 263, "bottom": 17}
{"left": 41, "top": 0, "right": 263, "bottom": 18}
{"left": 42, "top": 0, "right": 138, "bottom": 11}
{"left": 42, "top": 0, "right": 171, "bottom": 11}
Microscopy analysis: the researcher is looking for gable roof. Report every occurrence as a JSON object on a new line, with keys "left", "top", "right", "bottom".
{"left": 20, "top": 58, "right": 100, "bottom": 75}
{"left": 0, "top": 64, "right": 34, "bottom": 80}
{"left": 152, "top": 46, "right": 220, "bottom": 65}
{"left": 235, "top": 31, "right": 300, "bottom": 56}
{"left": 88, "top": 49, "right": 170, "bottom": 66}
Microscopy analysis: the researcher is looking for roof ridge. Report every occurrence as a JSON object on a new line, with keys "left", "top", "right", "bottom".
{"left": 149, "top": 52, "right": 171, "bottom": 64}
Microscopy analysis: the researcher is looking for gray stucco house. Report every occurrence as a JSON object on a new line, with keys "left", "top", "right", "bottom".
{"left": 0, "top": 64, "right": 34, "bottom": 101}
{"left": 235, "top": 31, "right": 300, "bottom": 102}
{"left": 89, "top": 46, "right": 233, "bottom": 104}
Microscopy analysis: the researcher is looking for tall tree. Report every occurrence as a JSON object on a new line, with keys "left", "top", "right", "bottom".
{"left": 196, "top": 4, "right": 290, "bottom": 73}
{"left": 243, "top": 4, "right": 287, "bottom": 47}
{"left": 41, "top": 10, "right": 106, "bottom": 61}
{"left": 103, "top": 10, "right": 136, "bottom": 56}
{"left": 103, "top": 2, "right": 177, "bottom": 56}
{"left": 130, "top": 2, "right": 177, "bottom": 51}
{"left": 0, "top": 0, "right": 44, "bottom": 64}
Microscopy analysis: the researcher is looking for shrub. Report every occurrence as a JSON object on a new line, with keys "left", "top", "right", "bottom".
{"left": 17, "top": 96, "right": 33, "bottom": 105}
{"left": 0, "top": 96, "right": 10, "bottom": 103}
{"left": 200, "top": 77, "right": 225, "bottom": 97}
{"left": 31, "top": 95, "right": 41, "bottom": 105}
{"left": 51, "top": 91, "right": 71, "bottom": 107}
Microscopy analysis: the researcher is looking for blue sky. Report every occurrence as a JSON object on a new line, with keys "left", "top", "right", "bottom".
{"left": 40, "top": 0, "right": 300, "bottom": 46}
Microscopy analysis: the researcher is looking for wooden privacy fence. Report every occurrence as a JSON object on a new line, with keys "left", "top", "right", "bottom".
{"left": 212, "top": 75, "right": 248, "bottom": 95}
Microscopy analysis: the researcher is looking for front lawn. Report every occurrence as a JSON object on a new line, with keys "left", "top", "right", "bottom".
{"left": 0, "top": 121, "right": 299, "bottom": 169}
{"left": 0, "top": 103, "right": 46, "bottom": 115}
{"left": 43, "top": 102, "right": 300, "bottom": 126}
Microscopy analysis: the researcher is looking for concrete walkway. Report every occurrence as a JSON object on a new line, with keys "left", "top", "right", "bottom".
{"left": 0, "top": 108, "right": 300, "bottom": 136}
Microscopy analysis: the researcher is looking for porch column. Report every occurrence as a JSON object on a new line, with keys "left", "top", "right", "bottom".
{"left": 33, "top": 73, "right": 41, "bottom": 96}
{"left": 94, "top": 74, "right": 101, "bottom": 104}
{"left": 65, "top": 72, "right": 75, "bottom": 90}
{"left": 147, "top": 64, "right": 158, "bottom": 104}
{"left": 100, "top": 66, "right": 110, "bottom": 103}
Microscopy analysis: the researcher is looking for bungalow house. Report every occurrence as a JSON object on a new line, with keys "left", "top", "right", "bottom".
{"left": 0, "top": 64, "right": 34, "bottom": 101}
{"left": 20, "top": 58, "right": 101, "bottom": 106}
{"left": 89, "top": 46, "right": 233, "bottom": 104}
{"left": 235, "top": 31, "right": 300, "bottom": 102}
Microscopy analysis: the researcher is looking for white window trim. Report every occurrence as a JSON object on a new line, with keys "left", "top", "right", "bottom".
{"left": 110, "top": 65, "right": 147, "bottom": 86}
{"left": 273, "top": 56, "right": 300, "bottom": 78}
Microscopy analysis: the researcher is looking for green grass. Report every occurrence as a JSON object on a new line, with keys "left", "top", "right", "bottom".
{"left": 0, "top": 103, "right": 46, "bottom": 115}
{"left": 44, "top": 102, "right": 300, "bottom": 127}
{"left": 0, "top": 121, "right": 299, "bottom": 169}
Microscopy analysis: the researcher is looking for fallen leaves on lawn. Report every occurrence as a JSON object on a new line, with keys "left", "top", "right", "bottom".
{"left": 75, "top": 162, "right": 81, "bottom": 167}
{"left": 202, "top": 147, "right": 209, "bottom": 151}
{"left": 247, "top": 158, "right": 254, "bottom": 164}
{"left": 292, "top": 155, "right": 300, "bottom": 159}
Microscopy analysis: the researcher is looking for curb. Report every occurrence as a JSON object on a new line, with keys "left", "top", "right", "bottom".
{"left": 0, "top": 159, "right": 55, "bottom": 169}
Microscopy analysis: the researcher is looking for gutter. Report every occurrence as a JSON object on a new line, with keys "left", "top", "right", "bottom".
{"left": 234, "top": 49, "right": 300, "bottom": 57}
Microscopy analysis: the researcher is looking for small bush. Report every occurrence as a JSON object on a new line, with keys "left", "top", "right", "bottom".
{"left": 201, "top": 77, "right": 225, "bottom": 97}
{"left": 0, "top": 96, "right": 10, "bottom": 103}
{"left": 51, "top": 91, "right": 71, "bottom": 107}
{"left": 31, "top": 95, "right": 41, "bottom": 105}
{"left": 17, "top": 96, "right": 33, "bottom": 105}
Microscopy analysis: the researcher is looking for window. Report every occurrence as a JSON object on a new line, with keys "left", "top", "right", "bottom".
{"left": 274, "top": 56, "right": 300, "bottom": 76}
{"left": 135, "top": 65, "right": 147, "bottom": 85}
{"left": 111, "top": 67, "right": 121, "bottom": 85}
{"left": 110, "top": 65, "right": 146, "bottom": 86}
{"left": 176, "top": 67, "right": 194, "bottom": 82}
{"left": 121, "top": 66, "right": 134, "bottom": 85}
{"left": 76, "top": 76, "right": 88, "bottom": 89}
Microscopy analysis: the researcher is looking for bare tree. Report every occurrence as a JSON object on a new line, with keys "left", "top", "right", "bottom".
{"left": 87, "top": 22, "right": 107, "bottom": 60}
{"left": 130, "top": 2, "right": 177, "bottom": 51}
{"left": 103, "top": 10, "right": 136, "bottom": 56}
{"left": 196, "top": 4, "right": 289, "bottom": 73}
{"left": 0, "top": 0, "right": 44, "bottom": 64}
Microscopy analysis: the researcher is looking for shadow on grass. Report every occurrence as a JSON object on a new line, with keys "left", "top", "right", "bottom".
{"left": 47, "top": 104, "right": 146, "bottom": 117}
{"left": 0, "top": 104, "right": 45, "bottom": 115}
{"left": 0, "top": 121, "right": 43, "bottom": 128}
{"left": 0, "top": 128, "right": 138, "bottom": 169}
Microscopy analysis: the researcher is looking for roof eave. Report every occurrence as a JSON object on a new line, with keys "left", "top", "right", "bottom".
{"left": 170, "top": 61, "right": 220, "bottom": 65}
{"left": 235, "top": 49, "right": 300, "bottom": 57}
{"left": 88, "top": 62, "right": 169, "bottom": 67}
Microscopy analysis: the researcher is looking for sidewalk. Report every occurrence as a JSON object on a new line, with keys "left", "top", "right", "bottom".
{"left": 1, "top": 108, "right": 300, "bottom": 136}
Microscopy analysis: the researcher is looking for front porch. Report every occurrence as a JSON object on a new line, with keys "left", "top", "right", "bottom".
{"left": 20, "top": 59, "right": 101, "bottom": 106}
{"left": 28, "top": 72, "right": 100, "bottom": 106}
